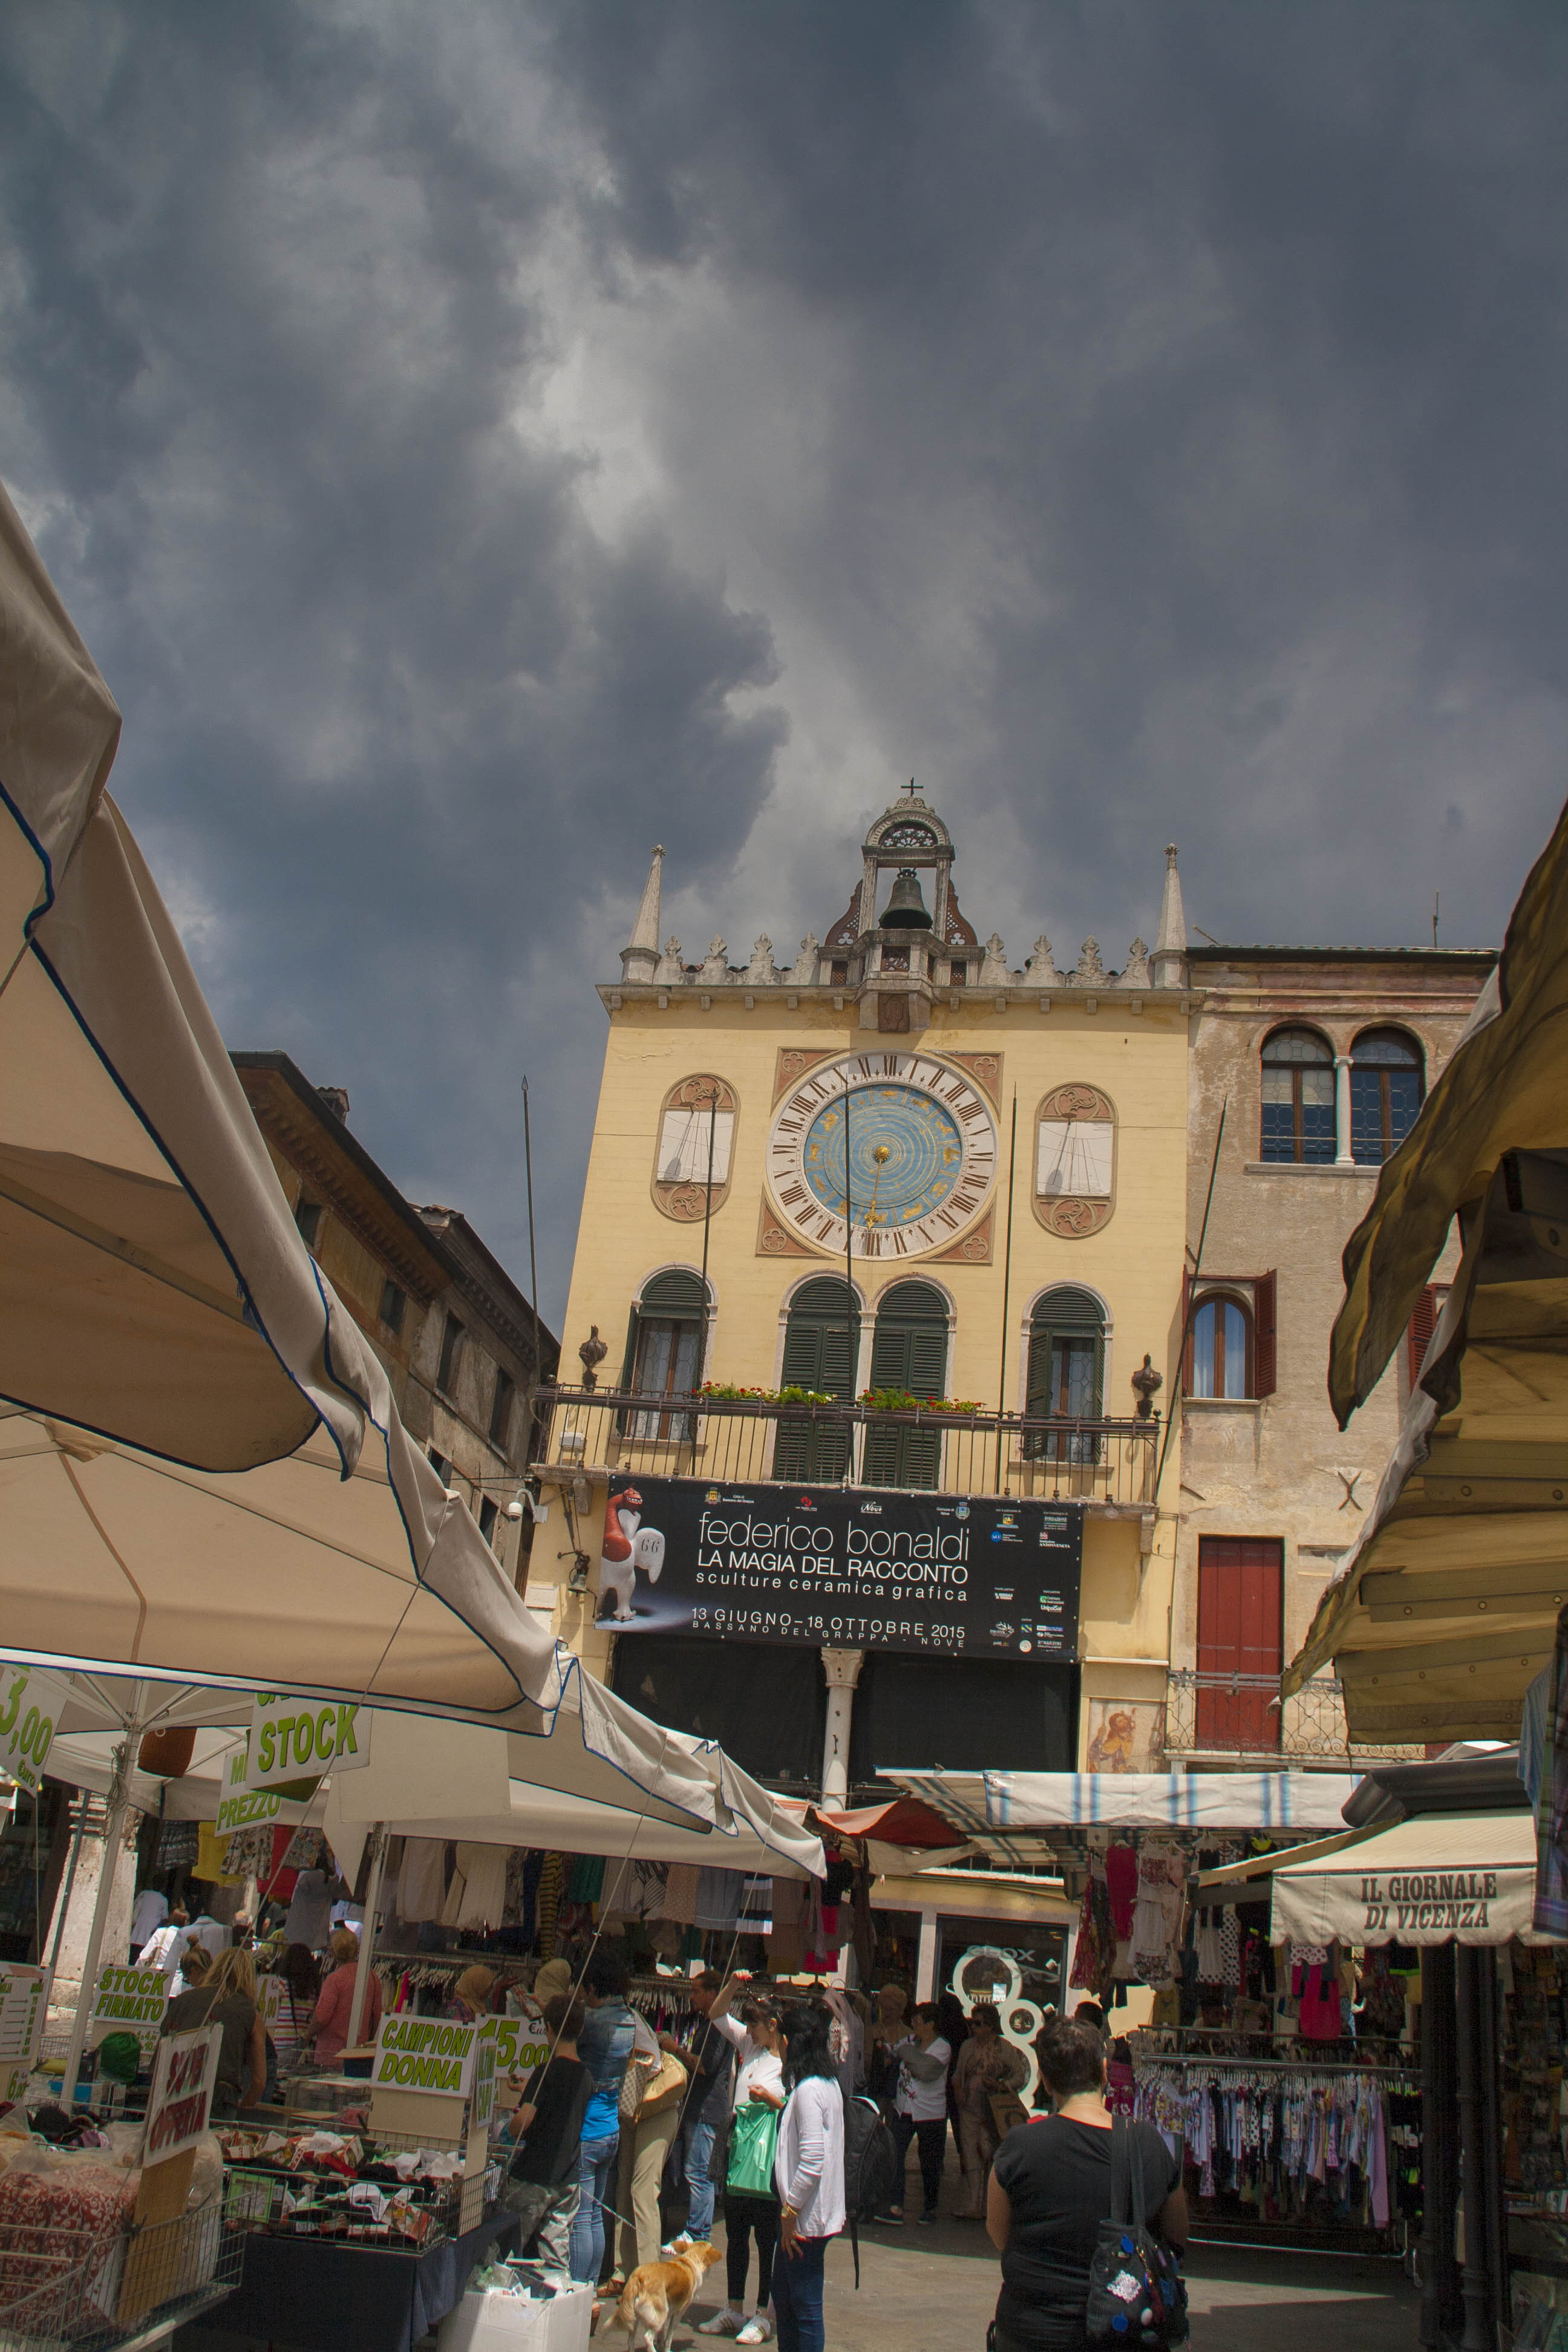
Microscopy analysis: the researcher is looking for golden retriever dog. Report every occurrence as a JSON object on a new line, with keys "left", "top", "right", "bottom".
{"left": 612, "top": 2237, "right": 723, "bottom": 2351}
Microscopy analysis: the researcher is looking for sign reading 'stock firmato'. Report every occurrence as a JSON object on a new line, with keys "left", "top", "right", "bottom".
{"left": 371, "top": 2013, "right": 481, "bottom": 2099}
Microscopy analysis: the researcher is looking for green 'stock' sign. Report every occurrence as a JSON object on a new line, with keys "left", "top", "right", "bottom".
{"left": 245, "top": 1693, "right": 373, "bottom": 1791}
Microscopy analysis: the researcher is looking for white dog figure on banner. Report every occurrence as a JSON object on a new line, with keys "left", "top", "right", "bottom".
{"left": 598, "top": 1486, "right": 666, "bottom": 1621}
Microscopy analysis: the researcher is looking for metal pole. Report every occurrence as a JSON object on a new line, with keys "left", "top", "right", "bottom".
{"left": 1454, "top": 1944, "right": 1492, "bottom": 2352}
{"left": 345, "top": 1823, "right": 387, "bottom": 2052}
{"left": 1154, "top": 1097, "right": 1228, "bottom": 1506}
{"left": 843, "top": 1082, "right": 857, "bottom": 1469}
{"left": 995, "top": 1089, "right": 1019, "bottom": 1494}
{"left": 699, "top": 1086, "right": 718, "bottom": 1379}
{"left": 1419, "top": 1944, "right": 1452, "bottom": 2348}
{"left": 520, "top": 1078, "right": 544, "bottom": 1497}
{"left": 1477, "top": 1946, "right": 1508, "bottom": 2339}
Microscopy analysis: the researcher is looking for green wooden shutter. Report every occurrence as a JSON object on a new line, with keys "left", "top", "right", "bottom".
{"left": 1025, "top": 1288, "right": 1106, "bottom": 1462}
{"left": 640, "top": 1270, "right": 708, "bottom": 1318}
{"left": 864, "top": 1282, "right": 947, "bottom": 1488}
{"left": 774, "top": 1281, "right": 858, "bottom": 1480}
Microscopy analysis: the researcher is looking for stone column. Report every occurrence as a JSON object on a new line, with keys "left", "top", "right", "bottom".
{"left": 1334, "top": 1054, "right": 1354, "bottom": 1165}
{"left": 819, "top": 1648, "right": 865, "bottom": 1808}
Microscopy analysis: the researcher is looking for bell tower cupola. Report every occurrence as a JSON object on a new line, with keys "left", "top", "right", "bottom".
{"left": 818, "top": 785, "right": 981, "bottom": 1031}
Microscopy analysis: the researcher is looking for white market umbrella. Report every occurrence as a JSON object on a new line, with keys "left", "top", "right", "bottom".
{"left": 0, "top": 483, "right": 561, "bottom": 1728}
{"left": 325, "top": 1704, "right": 824, "bottom": 1880}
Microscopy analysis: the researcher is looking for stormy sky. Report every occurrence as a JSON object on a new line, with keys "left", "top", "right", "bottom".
{"left": 4, "top": 2, "right": 1565, "bottom": 1331}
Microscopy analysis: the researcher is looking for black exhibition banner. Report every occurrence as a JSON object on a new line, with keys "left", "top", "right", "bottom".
{"left": 592, "top": 1472, "right": 1082, "bottom": 1660}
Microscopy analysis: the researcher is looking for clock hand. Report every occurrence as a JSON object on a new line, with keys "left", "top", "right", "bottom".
{"left": 866, "top": 1143, "right": 890, "bottom": 1227}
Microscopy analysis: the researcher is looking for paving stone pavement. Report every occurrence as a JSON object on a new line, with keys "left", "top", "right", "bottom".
{"left": 668, "top": 2221, "right": 1415, "bottom": 2352}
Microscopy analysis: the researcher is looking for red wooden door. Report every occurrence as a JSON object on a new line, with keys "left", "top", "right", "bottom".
{"left": 1196, "top": 1537, "right": 1284, "bottom": 1750}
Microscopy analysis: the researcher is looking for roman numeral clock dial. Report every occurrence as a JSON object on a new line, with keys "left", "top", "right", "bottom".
{"left": 765, "top": 1053, "right": 998, "bottom": 1258}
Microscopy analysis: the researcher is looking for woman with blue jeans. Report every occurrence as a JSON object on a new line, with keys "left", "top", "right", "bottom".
{"left": 771, "top": 2002, "right": 846, "bottom": 2352}
{"left": 570, "top": 1948, "right": 639, "bottom": 2284}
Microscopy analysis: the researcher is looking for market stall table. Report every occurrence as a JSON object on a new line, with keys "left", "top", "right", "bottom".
{"left": 169, "top": 2212, "right": 520, "bottom": 2352}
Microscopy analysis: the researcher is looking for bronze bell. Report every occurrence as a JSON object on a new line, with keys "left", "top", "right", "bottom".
{"left": 880, "top": 867, "right": 933, "bottom": 929}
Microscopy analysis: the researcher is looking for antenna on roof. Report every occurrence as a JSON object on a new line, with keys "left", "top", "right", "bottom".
{"left": 1433, "top": 892, "right": 1440, "bottom": 947}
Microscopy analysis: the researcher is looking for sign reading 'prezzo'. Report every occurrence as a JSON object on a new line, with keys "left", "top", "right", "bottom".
{"left": 595, "top": 1474, "right": 1083, "bottom": 1659}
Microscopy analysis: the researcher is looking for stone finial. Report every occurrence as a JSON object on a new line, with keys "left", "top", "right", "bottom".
{"left": 745, "top": 936, "right": 781, "bottom": 985}
{"left": 978, "top": 933, "right": 1010, "bottom": 987}
{"left": 620, "top": 844, "right": 665, "bottom": 983}
{"left": 699, "top": 937, "right": 731, "bottom": 983}
{"left": 1068, "top": 938, "right": 1106, "bottom": 986}
{"left": 655, "top": 936, "right": 685, "bottom": 983}
{"left": 578, "top": 1325, "right": 608, "bottom": 1390}
{"left": 1118, "top": 938, "right": 1151, "bottom": 988}
{"left": 1150, "top": 842, "right": 1188, "bottom": 988}
{"left": 789, "top": 933, "right": 820, "bottom": 984}
{"left": 1026, "top": 936, "right": 1061, "bottom": 985}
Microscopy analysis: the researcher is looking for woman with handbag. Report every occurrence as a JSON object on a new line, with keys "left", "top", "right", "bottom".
{"left": 609, "top": 2011, "right": 693, "bottom": 2285}
{"left": 699, "top": 1982, "right": 786, "bottom": 2344}
{"left": 985, "top": 2015, "right": 1188, "bottom": 2352}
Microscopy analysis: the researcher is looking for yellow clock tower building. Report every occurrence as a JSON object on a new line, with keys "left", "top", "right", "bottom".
{"left": 535, "top": 791, "right": 1194, "bottom": 1805}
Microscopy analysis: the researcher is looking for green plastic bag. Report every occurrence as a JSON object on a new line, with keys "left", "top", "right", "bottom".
{"left": 726, "top": 2100, "right": 780, "bottom": 2197}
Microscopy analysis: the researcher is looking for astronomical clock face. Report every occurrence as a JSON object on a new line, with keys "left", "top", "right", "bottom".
{"left": 766, "top": 1051, "right": 998, "bottom": 1259}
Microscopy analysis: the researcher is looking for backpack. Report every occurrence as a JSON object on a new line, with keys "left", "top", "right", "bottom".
{"left": 841, "top": 2092, "right": 900, "bottom": 2287}
{"left": 1085, "top": 2115, "right": 1189, "bottom": 2348}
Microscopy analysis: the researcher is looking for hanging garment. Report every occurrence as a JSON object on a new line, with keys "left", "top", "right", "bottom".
{"left": 602, "top": 1859, "right": 669, "bottom": 1924}
{"left": 661, "top": 1863, "right": 700, "bottom": 1925}
{"left": 535, "top": 1852, "right": 565, "bottom": 1956}
{"left": 442, "top": 1842, "right": 510, "bottom": 1932}
{"left": 1069, "top": 1858, "right": 1114, "bottom": 1999}
{"left": 282, "top": 1826, "right": 327, "bottom": 1872}
{"left": 284, "top": 1869, "right": 333, "bottom": 1949}
{"left": 220, "top": 1821, "right": 275, "bottom": 1880}
{"left": 194, "top": 1822, "right": 245, "bottom": 1886}
{"left": 156, "top": 1819, "right": 200, "bottom": 1869}
{"left": 1194, "top": 1913, "right": 1224, "bottom": 1984}
{"left": 769, "top": 1877, "right": 808, "bottom": 1971}
{"left": 694, "top": 1867, "right": 742, "bottom": 1932}
{"left": 397, "top": 1838, "right": 449, "bottom": 1923}
{"left": 1129, "top": 1852, "right": 1183, "bottom": 1984}
{"left": 1105, "top": 1843, "right": 1139, "bottom": 1941}
{"left": 568, "top": 1854, "right": 607, "bottom": 1906}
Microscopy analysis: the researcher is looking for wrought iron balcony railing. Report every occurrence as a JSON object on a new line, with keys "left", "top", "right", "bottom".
{"left": 532, "top": 1385, "right": 1160, "bottom": 1508}
{"left": 1161, "top": 1668, "right": 1425, "bottom": 1766}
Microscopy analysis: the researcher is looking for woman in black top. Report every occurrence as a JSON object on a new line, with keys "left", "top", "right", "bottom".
{"left": 987, "top": 2016, "right": 1187, "bottom": 2352}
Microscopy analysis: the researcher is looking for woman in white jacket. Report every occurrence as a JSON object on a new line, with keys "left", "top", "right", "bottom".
{"left": 770, "top": 2002, "right": 846, "bottom": 2352}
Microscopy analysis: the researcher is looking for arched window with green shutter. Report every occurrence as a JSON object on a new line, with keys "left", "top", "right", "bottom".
{"left": 863, "top": 1281, "right": 949, "bottom": 1489}
{"left": 773, "top": 1277, "right": 860, "bottom": 1481}
{"left": 622, "top": 1268, "right": 710, "bottom": 1439}
{"left": 1025, "top": 1286, "right": 1106, "bottom": 1464}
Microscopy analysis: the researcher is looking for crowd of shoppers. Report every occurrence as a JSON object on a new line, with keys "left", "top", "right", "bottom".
{"left": 132, "top": 1895, "right": 1184, "bottom": 2350}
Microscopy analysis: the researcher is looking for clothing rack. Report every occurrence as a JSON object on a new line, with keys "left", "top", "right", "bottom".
{"left": 1132, "top": 2048, "right": 1415, "bottom": 2077}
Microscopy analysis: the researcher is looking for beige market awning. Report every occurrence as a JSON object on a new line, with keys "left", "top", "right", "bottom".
{"left": 1285, "top": 795, "right": 1568, "bottom": 1742}
{"left": 324, "top": 1705, "right": 824, "bottom": 1878}
{"left": 1269, "top": 1809, "right": 1538, "bottom": 1948}
{"left": 0, "top": 485, "right": 572, "bottom": 1730}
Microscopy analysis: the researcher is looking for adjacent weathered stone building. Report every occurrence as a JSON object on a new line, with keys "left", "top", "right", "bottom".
{"left": 232, "top": 1053, "right": 558, "bottom": 1583}
{"left": 1169, "top": 945, "right": 1495, "bottom": 1769}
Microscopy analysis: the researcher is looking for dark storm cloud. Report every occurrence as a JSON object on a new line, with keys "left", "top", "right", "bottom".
{"left": 2, "top": 2, "right": 1565, "bottom": 1317}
